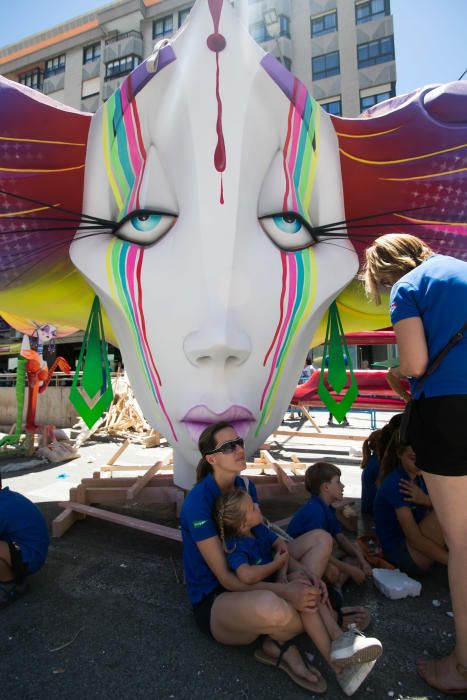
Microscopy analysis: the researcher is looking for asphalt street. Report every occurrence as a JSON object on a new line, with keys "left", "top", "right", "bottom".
{"left": 0, "top": 412, "right": 454, "bottom": 700}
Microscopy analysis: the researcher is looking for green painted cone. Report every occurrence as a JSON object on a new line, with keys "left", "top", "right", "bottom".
{"left": 70, "top": 296, "right": 113, "bottom": 429}
{"left": 318, "top": 301, "right": 358, "bottom": 423}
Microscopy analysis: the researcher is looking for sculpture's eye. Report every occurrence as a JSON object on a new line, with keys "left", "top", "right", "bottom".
{"left": 260, "top": 212, "right": 316, "bottom": 251}
{"left": 114, "top": 210, "right": 177, "bottom": 245}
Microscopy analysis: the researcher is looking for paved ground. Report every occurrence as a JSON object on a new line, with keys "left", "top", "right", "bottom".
{"left": 0, "top": 411, "right": 455, "bottom": 700}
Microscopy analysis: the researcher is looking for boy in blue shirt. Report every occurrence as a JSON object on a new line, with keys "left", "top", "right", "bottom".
{"left": 0, "top": 477, "right": 49, "bottom": 609}
{"left": 288, "top": 462, "right": 372, "bottom": 591}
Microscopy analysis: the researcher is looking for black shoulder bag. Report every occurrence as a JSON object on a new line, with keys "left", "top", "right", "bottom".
{"left": 399, "top": 321, "right": 467, "bottom": 444}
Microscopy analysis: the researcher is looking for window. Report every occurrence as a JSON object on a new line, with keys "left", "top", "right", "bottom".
{"left": 153, "top": 14, "right": 173, "bottom": 39}
{"left": 249, "top": 15, "right": 291, "bottom": 42}
{"left": 360, "top": 84, "right": 395, "bottom": 111}
{"left": 44, "top": 54, "right": 65, "bottom": 77}
{"left": 320, "top": 98, "right": 342, "bottom": 116}
{"left": 105, "top": 55, "right": 141, "bottom": 80}
{"left": 82, "top": 77, "right": 100, "bottom": 98}
{"left": 312, "top": 51, "right": 340, "bottom": 80}
{"left": 311, "top": 11, "right": 337, "bottom": 37}
{"left": 356, "top": 0, "right": 390, "bottom": 25}
{"left": 357, "top": 36, "right": 394, "bottom": 68}
{"left": 279, "top": 15, "right": 290, "bottom": 38}
{"left": 178, "top": 6, "right": 193, "bottom": 27}
{"left": 83, "top": 43, "right": 100, "bottom": 64}
{"left": 19, "top": 68, "right": 42, "bottom": 90}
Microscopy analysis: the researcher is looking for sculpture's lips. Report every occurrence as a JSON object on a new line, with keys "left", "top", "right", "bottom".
{"left": 181, "top": 405, "right": 255, "bottom": 443}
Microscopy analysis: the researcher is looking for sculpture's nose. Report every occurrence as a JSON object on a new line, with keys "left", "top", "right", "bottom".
{"left": 183, "top": 319, "right": 251, "bottom": 367}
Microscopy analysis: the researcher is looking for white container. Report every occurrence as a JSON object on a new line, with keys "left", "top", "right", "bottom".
{"left": 372, "top": 568, "right": 422, "bottom": 599}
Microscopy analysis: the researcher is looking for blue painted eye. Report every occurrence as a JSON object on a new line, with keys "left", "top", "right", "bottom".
{"left": 272, "top": 215, "right": 302, "bottom": 235}
{"left": 131, "top": 214, "right": 162, "bottom": 232}
{"left": 115, "top": 210, "right": 176, "bottom": 244}
{"left": 260, "top": 212, "right": 316, "bottom": 251}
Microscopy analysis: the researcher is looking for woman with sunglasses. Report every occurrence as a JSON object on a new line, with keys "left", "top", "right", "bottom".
{"left": 364, "top": 233, "right": 467, "bottom": 696}
{"left": 180, "top": 421, "right": 379, "bottom": 694}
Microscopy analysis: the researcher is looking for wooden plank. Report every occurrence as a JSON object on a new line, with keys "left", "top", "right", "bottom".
{"left": 85, "top": 486, "right": 183, "bottom": 505}
{"left": 260, "top": 450, "right": 295, "bottom": 492}
{"left": 298, "top": 405, "right": 322, "bottom": 433}
{"left": 125, "top": 462, "right": 163, "bottom": 501}
{"left": 52, "top": 508, "right": 80, "bottom": 538}
{"left": 106, "top": 439, "right": 129, "bottom": 466}
{"left": 273, "top": 429, "right": 366, "bottom": 442}
{"left": 57, "top": 501, "right": 182, "bottom": 542}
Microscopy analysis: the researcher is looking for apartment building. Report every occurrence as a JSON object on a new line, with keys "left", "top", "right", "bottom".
{"left": 0, "top": 0, "right": 396, "bottom": 117}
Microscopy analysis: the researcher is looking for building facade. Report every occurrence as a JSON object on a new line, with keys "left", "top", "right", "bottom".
{"left": 0, "top": 0, "right": 396, "bottom": 117}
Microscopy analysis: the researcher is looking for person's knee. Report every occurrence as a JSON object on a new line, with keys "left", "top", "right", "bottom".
{"left": 255, "top": 592, "right": 294, "bottom": 627}
{"left": 309, "top": 529, "right": 333, "bottom": 555}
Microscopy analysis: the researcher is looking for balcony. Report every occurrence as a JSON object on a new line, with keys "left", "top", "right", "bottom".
{"left": 103, "top": 30, "right": 143, "bottom": 63}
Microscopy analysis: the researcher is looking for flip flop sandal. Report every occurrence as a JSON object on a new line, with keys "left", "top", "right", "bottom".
{"left": 417, "top": 658, "right": 467, "bottom": 695}
{"left": 341, "top": 607, "right": 372, "bottom": 632}
{"left": 255, "top": 639, "right": 327, "bottom": 694}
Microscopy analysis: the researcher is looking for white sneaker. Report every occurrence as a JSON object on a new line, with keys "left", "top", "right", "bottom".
{"left": 336, "top": 660, "right": 377, "bottom": 696}
{"left": 330, "top": 625, "right": 382, "bottom": 666}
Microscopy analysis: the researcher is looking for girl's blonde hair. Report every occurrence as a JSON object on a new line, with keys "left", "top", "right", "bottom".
{"left": 362, "top": 234, "right": 433, "bottom": 304}
{"left": 214, "top": 489, "right": 249, "bottom": 553}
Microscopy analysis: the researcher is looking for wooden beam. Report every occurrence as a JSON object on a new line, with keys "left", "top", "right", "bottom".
{"left": 51, "top": 508, "right": 80, "bottom": 538}
{"left": 297, "top": 405, "right": 322, "bottom": 433}
{"left": 260, "top": 450, "right": 295, "bottom": 492}
{"left": 57, "top": 501, "right": 182, "bottom": 542}
{"left": 273, "top": 429, "right": 365, "bottom": 441}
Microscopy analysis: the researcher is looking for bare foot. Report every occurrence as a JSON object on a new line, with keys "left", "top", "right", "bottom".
{"left": 262, "top": 638, "right": 322, "bottom": 685}
{"left": 417, "top": 654, "right": 467, "bottom": 693}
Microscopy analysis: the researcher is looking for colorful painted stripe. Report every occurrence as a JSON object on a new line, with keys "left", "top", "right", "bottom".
{"left": 101, "top": 53, "right": 177, "bottom": 441}
{"left": 105, "top": 239, "right": 177, "bottom": 440}
{"left": 257, "top": 56, "right": 320, "bottom": 434}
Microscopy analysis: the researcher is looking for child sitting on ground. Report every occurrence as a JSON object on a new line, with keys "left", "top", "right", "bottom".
{"left": 374, "top": 433, "right": 447, "bottom": 578}
{"left": 0, "top": 477, "right": 49, "bottom": 609}
{"left": 360, "top": 429, "right": 382, "bottom": 516}
{"left": 214, "top": 488, "right": 382, "bottom": 697}
{"left": 287, "top": 462, "right": 372, "bottom": 594}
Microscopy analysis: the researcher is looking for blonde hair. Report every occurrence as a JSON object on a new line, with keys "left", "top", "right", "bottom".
{"left": 214, "top": 489, "right": 249, "bottom": 553}
{"left": 362, "top": 234, "right": 433, "bottom": 304}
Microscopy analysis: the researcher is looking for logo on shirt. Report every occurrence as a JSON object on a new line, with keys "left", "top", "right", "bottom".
{"left": 256, "top": 558, "right": 263, "bottom": 565}
{"left": 390, "top": 302, "right": 397, "bottom": 313}
{"left": 192, "top": 519, "right": 208, "bottom": 528}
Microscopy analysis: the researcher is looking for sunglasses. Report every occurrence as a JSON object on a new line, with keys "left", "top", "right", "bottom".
{"left": 205, "top": 437, "right": 245, "bottom": 455}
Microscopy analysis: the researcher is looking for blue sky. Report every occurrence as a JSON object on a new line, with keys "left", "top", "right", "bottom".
{"left": 0, "top": 0, "right": 466, "bottom": 96}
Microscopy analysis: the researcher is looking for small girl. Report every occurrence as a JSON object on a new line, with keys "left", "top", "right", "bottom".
{"left": 360, "top": 429, "right": 382, "bottom": 515}
{"left": 374, "top": 432, "right": 447, "bottom": 578}
{"left": 215, "top": 488, "right": 383, "bottom": 696}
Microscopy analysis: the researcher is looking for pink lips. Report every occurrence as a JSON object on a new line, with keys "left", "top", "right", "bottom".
{"left": 181, "top": 405, "right": 255, "bottom": 443}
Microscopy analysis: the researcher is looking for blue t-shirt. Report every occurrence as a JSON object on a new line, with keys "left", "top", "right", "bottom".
{"left": 287, "top": 496, "right": 342, "bottom": 539}
{"left": 390, "top": 255, "right": 467, "bottom": 398}
{"left": 181, "top": 474, "right": 262, "bottom": 604}
{"left": 0, "top": 487, "right": 49, "bottom": 573}
{"left": 361, "top": 452, "right": 380, "bottom": 515}
{"left": 374, "top": 466, "right": 429, "bottom": 555}
{"left": 225, "top": 527, "right": 278, "bottom": 581}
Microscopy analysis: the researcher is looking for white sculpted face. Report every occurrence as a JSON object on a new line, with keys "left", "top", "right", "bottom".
{"left": 71, "top": 0, "right": 358, "bottom": 487}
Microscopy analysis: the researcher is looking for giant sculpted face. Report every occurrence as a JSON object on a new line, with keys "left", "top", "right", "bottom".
{"left": 70, "top": 0, "right": 358, "bottom": 487}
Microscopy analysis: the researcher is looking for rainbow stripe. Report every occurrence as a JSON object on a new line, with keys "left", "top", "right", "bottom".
{"left": 105, "top": 238, "right": 177, "bottom": 440}
{"left": 102, "top": 67, "right": 177, "bottom": 441}
{"left": 256, "top": 58, "right": 320, "bottom": 434}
